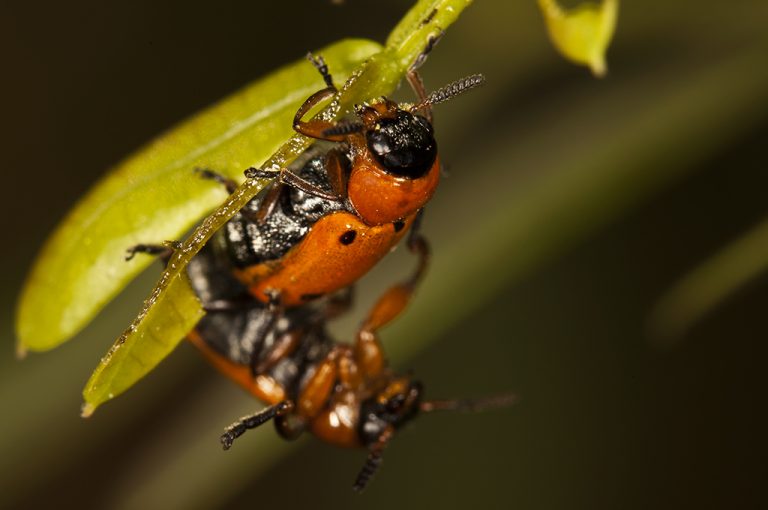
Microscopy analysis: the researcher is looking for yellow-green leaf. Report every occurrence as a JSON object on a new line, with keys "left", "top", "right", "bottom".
{"left": 538, "top": 0, "right": 618, "bottom": 77}
{"left": 82, "top": 0, "right": 475, "bottom": 414}
{"left": 16, "top": 39, "right": 382, "bottom": 355}
{"left": 80, "top": 273, "right": 205, "bottom": 418}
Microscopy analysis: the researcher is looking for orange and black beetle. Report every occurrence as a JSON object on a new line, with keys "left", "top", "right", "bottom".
{"left": 130, "top": 55, "right": 486, "bottom": 376}
{"left": 208, "top": 56, "right": 484, "bottom": 310}
{"left": 185, "top": 233, "right": 515, "bottom": 491}
{"left": 129, "top": 55, "right": 483, "bottom": 318}
{"left": 130, "top": 56, "right": 508, "bottom": 491}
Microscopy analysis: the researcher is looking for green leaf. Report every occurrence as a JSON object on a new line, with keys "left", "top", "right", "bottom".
{"left": 648, "top": 217, "right": 768, "bottom": 346}
{"left": 16, "top": 39, "right": 382, "bottom": 355}
{"left": 538, "top": 0, "right": 619, "bottom": 77}
{"left": 80, "top": 273, "right": 205, "bottom": 418}
{"left": 81, "top": 0, "right": 475, "bottom": 414}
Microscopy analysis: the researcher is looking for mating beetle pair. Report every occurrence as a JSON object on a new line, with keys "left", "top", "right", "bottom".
{"left": 129, "top": 55, "right": 512, "bottom": 491}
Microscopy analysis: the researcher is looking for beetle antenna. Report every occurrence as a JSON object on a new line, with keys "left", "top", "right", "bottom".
{"left": 353, "top": 447, "right": 384, "bottom": 492}
{"left": 419, "top": 392, "right": 518, "bottom": 413}
{"left": 353, "top": 428, "right": 392, "bottom": 492}
{"left": 322, "top": 120, "right": 364, "bottom": 138}
{"left": 410, "top": 74, "right": 486, "bottom": 113}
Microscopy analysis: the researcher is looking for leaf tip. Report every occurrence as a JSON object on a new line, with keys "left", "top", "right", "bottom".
{"left": 81, "top": 402, "right": 96, "bottom": 418}
{"left": 590, "top": 54, "right": 608, "bottom": 78}
{"left": 538, "top": 0, "right": 618, "bottom": 77}
{"left": 15, "top": 342, "right": 28, "bottom": 360}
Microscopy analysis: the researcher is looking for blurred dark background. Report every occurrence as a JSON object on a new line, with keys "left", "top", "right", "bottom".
{"left": 2, "top": 1, "right": 767, "bottom": 508}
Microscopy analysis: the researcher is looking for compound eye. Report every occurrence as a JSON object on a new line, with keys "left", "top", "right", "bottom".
{"left": 385, "top": 394, "right": 406, "bottom": 414}
{"left": 414, "top": 114, "right": 434, "bottom": 135}
{"left": 367, "top": 130, "right": 395, "bottom": 161}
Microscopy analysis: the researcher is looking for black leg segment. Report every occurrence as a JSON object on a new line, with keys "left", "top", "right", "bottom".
{"left": 220, "top": 400, "right": 294, "bottom": 450}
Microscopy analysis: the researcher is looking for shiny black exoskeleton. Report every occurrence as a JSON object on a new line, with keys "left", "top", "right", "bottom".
{"left": 357, "top": 380, "right": 423, "bottom": 446}
{"left": 188, "top": 238, "right": 333, "bottom": 400}
{"left": 219, "top": 151, "right": 349, "bottom": 268}
{"left": 365, "top": 111, "right": 437, "bottom": 179}
{"left": 121, "top": 55, "right": 504, "bottom": 491}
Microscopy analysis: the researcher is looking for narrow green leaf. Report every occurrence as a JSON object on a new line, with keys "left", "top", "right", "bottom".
{"left": 648, "top": 218, "right": 768, "bottom": 345}
{"left": 82, "top": 0, "right": 475, "bottom": 414}
{"left": 16, "top": 39, "right": 382, "bottom": 355}
{"left": 538, "top": 0, "right": 619, "bottom": 77}
{"left": 80, "top": 273, "right": 205, "bottom": 418}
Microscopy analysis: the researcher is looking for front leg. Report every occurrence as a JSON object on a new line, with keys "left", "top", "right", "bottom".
{"left": 248, "top": 147, "right": 350, "bottom": 203}
{"left": 292, "top": 53, "right": 341, "bottom": 141}
{"left": 245, "top": 166, "right": 341, "bottom": 202}
{"left": 406, "top": 31, "right": 444, "bottom": 122}
{"left": 220, "top": 400, "right": 294, "bottom": 450}
{"left": 291, "top": 53, "right": 367, "bottom": 143}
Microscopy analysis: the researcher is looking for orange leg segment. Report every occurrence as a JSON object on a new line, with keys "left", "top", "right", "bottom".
{"left": 297, "top": 346, "right": 343, "bottom": 419}
{"left": 355, "top": 213, "right": 431, "bottom": 378}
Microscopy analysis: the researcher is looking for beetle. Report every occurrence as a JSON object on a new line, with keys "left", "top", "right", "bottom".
{"left": 184, "top": 235, "right": 516, "bottom": 491}
{"left": 129, "top": 55, "right": 485, "bottom": 375}
{"left": 126, "top": 56, "right": 509, "bottom": 490}
{"left": 200, "top": 56, "right": 482, "bottom": 310}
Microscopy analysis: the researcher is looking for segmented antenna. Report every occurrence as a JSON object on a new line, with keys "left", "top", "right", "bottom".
{"left": 306, "top": 52, "right": 334, "bottom": 89}
{"left": 322, "top": 120, "right": 364, "bottom": 138}
{"left": 420, "top": 392, "right": 518, "bottom": 413}
{"left": 353, "top": 447, "right": 384, "bottom": 492}
{"left": 412, "top": 74, "right": 486, "bottom": 112}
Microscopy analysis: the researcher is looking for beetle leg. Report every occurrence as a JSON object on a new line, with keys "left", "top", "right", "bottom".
{"left": 354, "top": 324, "right": 385, "bottom": 380}
{"left": 246, "top": 166, "right": 341, "bottom": 202}
{"left": 296, "top": 345, "right": 347, "bottom": 419}
{"left": 252, "top": 329, "right": 303, "bottom": 375}
{"left": 291, "top": 87, "right": 341, "bottom": 141}
{"left": 194, "top": 167, "right": 238, "bottom": 194}
{"left": 124, "top": 240, "right": 182, "bottom": 263}
{"left": 291, "top": 54, "right": 358, "bottom": 142}
{"left": 337, "top": 347, "right": 362, "bottom": 390}
{"left": 407, "top": 31, "right": 444, "bottom": 122}
{"left": 248, "top": 290, "right": 284, "bottom": 376}
{"left": 406, "top": 69, "right": 432, "bottom": 123}
{"left": 354, "top": 211, "right": 430, "bottom": 378}
{"left": 410, "top": 30, "right": 443, "bottom": 74}
{"left": 324, "top": 148, "right": 349, "bottom": 200}
{"left": 187, "top": 330, "right": 288, "bottom": 405}
{"left": 250, "top": 54, "right": 356, "bottom": 196}
{"left": 249, "top": 180, "right": 284, "bottom": 224}
{"left": 279, "top": 169, "right": 342, "bottom": 201}
{"left": 220, "top": 400, "right": 294, "bottom": 450}
{"left": 404, "top": 208, "right": 430, "bottom": 287}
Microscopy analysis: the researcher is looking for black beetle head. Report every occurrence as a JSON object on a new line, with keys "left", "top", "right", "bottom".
{"left": 365, "top": 111, "right": 437, "bottom": 179}
{"left": 358, "top": 379, "right": 423, "bottom": 447}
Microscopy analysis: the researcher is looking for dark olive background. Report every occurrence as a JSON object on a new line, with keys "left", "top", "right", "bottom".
{"left": 2, "top": 1, "right": 767, "bottom": 509}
